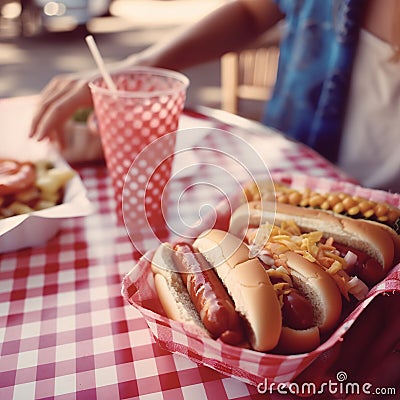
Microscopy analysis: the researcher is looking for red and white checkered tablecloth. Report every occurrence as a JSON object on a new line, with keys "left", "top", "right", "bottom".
{"left": 1, "top": 99, "right": 396, "bottom": 400}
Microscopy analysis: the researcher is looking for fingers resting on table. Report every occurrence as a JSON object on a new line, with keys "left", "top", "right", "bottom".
{"left": 29, "top": 73, "right": 94, "bottom": 147}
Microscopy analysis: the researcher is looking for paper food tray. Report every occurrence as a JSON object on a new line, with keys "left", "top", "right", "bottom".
{"left": 122, "top": 173, "right": 400, "bottom": 386}
{"left": 0, "top": 138, "right": 94, "bottom": 254}
{"left": 0, "top": 96, "right": 94, "bottom": 253}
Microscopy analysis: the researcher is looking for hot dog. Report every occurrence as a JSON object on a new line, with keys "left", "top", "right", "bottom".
{"left": 229, "top": 201, "right": 397, "bottom": 299}
{"left": 0, "top": 159, "right": 36, "bottom": 196}
{"left": 151, "top": 229, "right": 343, "bottom": 354}
{"left": 244, "top": 181, "right": 400, "bottom": 234}
{"left": 152, "top": 232, "right": 282, "bottom": 351}
{"left": 244, "top": 181, "right": 400, "bottom": 267}
{"left": 0, "top": 159, "right": 75, "bottom": 219}
{"left": 172, "top": 242, "right": 245, "bottom": 345}
{"left": 271, "top": 251, "right": 341, "bottom": 355}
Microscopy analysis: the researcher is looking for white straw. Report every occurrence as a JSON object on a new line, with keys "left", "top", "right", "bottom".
{"left": 85, "top": 35, "right": 118, "bottom": 93}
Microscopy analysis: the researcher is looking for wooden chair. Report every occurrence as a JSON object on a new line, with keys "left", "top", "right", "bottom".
{"left": 220, "top": 24, "right": 282, "bottom": 116}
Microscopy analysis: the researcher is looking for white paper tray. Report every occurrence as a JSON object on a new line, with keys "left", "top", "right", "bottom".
{"left": 0, "top": 96, "right": 94, "bottom": 253}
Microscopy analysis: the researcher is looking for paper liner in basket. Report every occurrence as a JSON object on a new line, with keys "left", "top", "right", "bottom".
{"left": 121, "top": 173, "right": 400, "bottom": 386}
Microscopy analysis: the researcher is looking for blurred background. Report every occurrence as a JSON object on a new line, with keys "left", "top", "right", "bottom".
{"left": 0, "top": 0, "right": 272, "bottom": 119}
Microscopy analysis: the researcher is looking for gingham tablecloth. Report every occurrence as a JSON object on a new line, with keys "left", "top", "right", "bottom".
{"left": 0, "top": 98, "right": 370, "bottom": 400}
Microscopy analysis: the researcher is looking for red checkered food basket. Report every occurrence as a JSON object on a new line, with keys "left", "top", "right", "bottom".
{"left": 122, "top": 173, "right": 400, "bottom": 387}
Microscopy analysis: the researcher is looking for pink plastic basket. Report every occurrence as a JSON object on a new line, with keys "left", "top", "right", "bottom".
{"left": 122, "top": 173, "right": 400, "bottom": 386}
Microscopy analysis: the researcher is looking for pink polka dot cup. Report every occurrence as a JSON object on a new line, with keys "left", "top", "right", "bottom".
{"left": 89, "top": 67, "right": 189, "bottom": 224}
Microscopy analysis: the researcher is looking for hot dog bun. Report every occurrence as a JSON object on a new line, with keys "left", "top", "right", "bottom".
{"left": 244, "top": 180, "right": 400, "bottom": 232}
{"left": 230, "top": 201, "right": 395, "bottom": 274}
{"left": 275, "top": 326, "right": 320, "bottom": 355}
{"left": 151, "top": 229, "right": 344, "bottom": 355}
{"left": 152, "top": 231, "right": 282, "bottom": 351}
{"left": 244, "top": 180, "right": 400, "bottom": 261}
{"left": 151, "top": 243, "right": 208, "bottom": 336}
{"left": 284, "top": 251, "right": 342, "bottom": 333}
{"left": 193, "top": 229, "right": 282, "bottom": 352}
{"left": 195, "top": 230, "right": 342, "bottom": 353}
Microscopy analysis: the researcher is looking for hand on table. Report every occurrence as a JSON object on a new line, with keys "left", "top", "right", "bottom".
{"left": 29, "top": 71, "right": 96, "bottom": 147}
{"left": 294, "top": 292, "right": 400, "bottom": 399}
{"left": 28, "top": 51, "right": 146, "bottom": 147}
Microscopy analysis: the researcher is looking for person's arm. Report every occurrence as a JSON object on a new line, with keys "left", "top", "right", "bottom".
{"left": 29, "top": 0, "right": 284, "bottom": 145}
{"left": 130, "top": 0, "right": 284, "bottom": 70}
